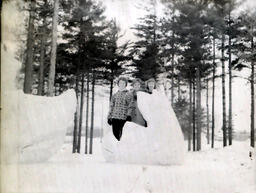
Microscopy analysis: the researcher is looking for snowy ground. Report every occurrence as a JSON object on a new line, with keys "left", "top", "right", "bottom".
{"left": 1, "top": 48, "right": 255, "bottom": 193}
{"left": 2, "top": 136, "right": 255, "bottom": 193}
{"left": 2, "top": 2, "right": 255, "bottom": 192}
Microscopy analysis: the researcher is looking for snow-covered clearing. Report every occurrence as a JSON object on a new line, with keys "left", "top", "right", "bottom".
{"left": 1, "top": 48, "right": 255, "bottom": 193}
{"left": 2, "top": 137, "right": 255, "bottom": 193}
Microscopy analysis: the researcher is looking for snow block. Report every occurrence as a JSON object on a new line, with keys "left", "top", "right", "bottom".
{"left": 1, "top": 50, "right": 77, "bottom": 163}
{"left": 102, "top": 90, "right": 186, "bottom": 165}
{"left": 2, "top": 89, "right": 77, "bottom": 163}
{"left": 18, "top": 90, "right": 77, "bottom": 163}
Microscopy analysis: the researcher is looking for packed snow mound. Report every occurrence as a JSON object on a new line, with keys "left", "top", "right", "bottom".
{"left": 102, "top": 90, "right": 186, "bottom": 165}
{"left": 2, "top": 89, "right": 77, "bottom": 164}
{"left": 4, "top": 139, "right": 255, "bottom": 193}
{"left": 1, "top": 49, "right": 77, "bottom": 163}
{"left": 3, "top": 89, "right": 77, "bottom": 164}
{"left": 18, "top": 90, "right": 77, "bottom": 163}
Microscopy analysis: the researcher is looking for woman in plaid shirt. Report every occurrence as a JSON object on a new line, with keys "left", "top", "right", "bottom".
{"left": 107, "top": 77, "right": 132, "bottom": 141}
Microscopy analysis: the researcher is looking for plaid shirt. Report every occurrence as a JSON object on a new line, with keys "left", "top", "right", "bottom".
{"left": 108, "top": 89, "right": 132, "bottom": 120}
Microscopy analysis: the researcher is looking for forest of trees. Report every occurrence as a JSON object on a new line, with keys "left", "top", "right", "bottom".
{"left": 8, "top": 0, "right": 255, "bottom": 152}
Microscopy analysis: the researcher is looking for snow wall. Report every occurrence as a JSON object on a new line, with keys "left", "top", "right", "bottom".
{"left": 102, "top": 90, "right": 186, "bottom": 165}
{"left": 1, "top": 49, "right": 77, "bottom": 163}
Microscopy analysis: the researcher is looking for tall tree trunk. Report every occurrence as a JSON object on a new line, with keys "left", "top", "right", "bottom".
{"left": 196, "top": 66, "right": 201, "bottom": 151}
{"left": 206, "top": 78, "right": 210, "bottom": 144}
{"left": 24, "top": 0, "right": 35, "bottom": 94}
{"left": 250, "top": 26, "right": 255, "bottom": 148}
{"left": 192, "top": 80, "right": 196, "bottom": 151}
{"left": 89, "top": 70, "right": 95, "bottom": 154}
{"left": 211, "top": 36, "right": 216, "bottom": 148}
{"left": 73, "top": 111, "right": 78, "bottom": 153}
{"left": 85, "top": 72, "right": 90, "bottom": 154}
{"left": 47, "top": 0, "right": 59, "bottom": 96}
{"left": 188, "top": 80, "right": 192, "bottom": 151}
{"left": 171, "top": 6, "right": 175, "bottom": 106}
{"left": 72, "top": 74, "right": 79, "bottom": 153}
{"left": 228, "top": 10, "right": 232, "bottom": 145}
{"left": 38, "top": 3, "right": 47, "bottom": 96}
{"left": 171, "top": 31, "right": 174, "bottom": 106}
{"left": 171, "top": 52, "right": 175, "bottom": 106}
{"left": 77, "top": 73, "right": 85, "bottom": 153}
{"left": 221, "top": 34, "right": 227, "bottom": 147}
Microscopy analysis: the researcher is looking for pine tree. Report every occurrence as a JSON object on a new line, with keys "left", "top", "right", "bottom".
{"left": 72, "top": 74, "right": 79, "bottom": 153}
{"left": 77, "top": 73, "right": 85, "bottom": 153}
{"left": 129, "top": 1, "right": 163, "bottom": 81}
{"left": 211, "top": 36, "right": 216, "bottom": 148}
{"left": 101, "top": 19, "right": 130, "bottom": 100}
{"left": 192, "top": 81, "right": 196, "bottom": 151}
{"left": 232, "top": 10, "right": 256, "bottom": 147}
{"left": 188, "top": 80, "right": 192, "bottom": 150}
{"left": 61, "top": 0, "right": 106, "bottom": 151}
{"left": 205, "top": 3, "right": 221, "bottom": 148}
{"left": 227, "top": 4, "right": 233, "bottom": 146}
{"left": 85, "top": 72, "right": 90, "bottom": 154}
{"left": 37, "top": 0, "right": 53, "bottom": 95}
{"left": 221, "top": 32, "right": 227, "bottom": 147}
{"left": 61, "top": 0, "right": 108, "bottom": 75}
{"left": 225, "top": 0, "right": 239, "bottom": 146}
{"left": 61, "top": 0, "right": 119, "bottom": 153}
{"left": 89, "top": 70, "right": 95, "bottom": 154}
{"left": 213, "top": 0, "right": 229, "bottom": 147}
{"left": 160, "top": 2, "right": 180, "bottom": 105}
{"left": 47, "top": 0, "right": 59, "bottom": 96}
{"left": 206, "top": 78, "right": 210, "bottom": 144}
{"left": 174, "top": 0, "right": 212, "bottom": 151}
{"left": 213, "top": 0, "right": 239, "bottom": 146}
{"left": 23, "top": 0, "right": 36, "bottom": 93}
{"left": 15, "top": 0, "right": 55, "bottom": 95}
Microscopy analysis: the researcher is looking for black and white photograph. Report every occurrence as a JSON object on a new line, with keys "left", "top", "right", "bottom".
{"left": 1, "top": 0, "right": 256, "bottom": 192}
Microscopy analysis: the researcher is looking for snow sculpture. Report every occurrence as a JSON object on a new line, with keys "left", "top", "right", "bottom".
{"left": 16, "top": 90, "right": 76, "bottom": 163}
{"left": 102, "top": 89, "right": 186, "bottom": 165}
{"left": 1, "top": 50, "right": 77, "bottom": 163}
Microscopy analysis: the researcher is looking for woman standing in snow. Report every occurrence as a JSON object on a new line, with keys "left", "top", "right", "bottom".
{"left": 127, "top": 78, "right": 147, "bottom": 127}
{"left": 102, "top": 76, "right": 186, "bottom": 165}
{"left": 107, "top": 77, "right": 131, "bottom": 141}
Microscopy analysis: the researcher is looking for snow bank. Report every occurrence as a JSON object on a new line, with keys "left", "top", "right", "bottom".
{"left": 102, "top": 89, "right": 186, "bottom": 165}
{"left": 1, "top": 49, "right": 77, "bottom": 163}
{"left": 16, "top": 90, "right": 76, "bottom": 163}
{"left": 3, "top": 138, "right": 254, "bottom": 193}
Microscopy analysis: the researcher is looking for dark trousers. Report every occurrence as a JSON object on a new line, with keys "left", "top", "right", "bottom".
{"left": 112, "top": 119, "right": 126, "bottom": 141}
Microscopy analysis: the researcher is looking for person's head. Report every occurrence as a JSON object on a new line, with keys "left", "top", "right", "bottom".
{"left": 146, "top": 78, "right": 156, "bottom": 92}
{"left": 132, "top": 78, "right": 143, "bottom": 91}
{"left": 117, "top": 77, "right": 128, "bottom": 91}
{"left": 164, "top": 79, "right": 172, "bottom": 90}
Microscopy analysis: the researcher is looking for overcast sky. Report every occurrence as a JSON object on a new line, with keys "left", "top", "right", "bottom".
{"left": 101, "top": 0, "right": 256, "bottom": 44}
